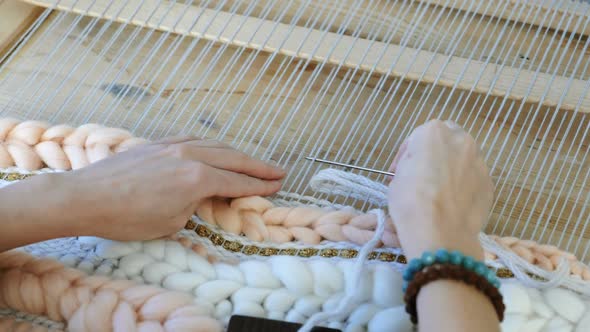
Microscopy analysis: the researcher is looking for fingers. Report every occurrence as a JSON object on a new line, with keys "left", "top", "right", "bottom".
{"left": 206, "top": 166, "right": 283, "bottom": 198}
{"left": 173, "top": 141, "right": 286, "bottom": 180}
{"left": 387, "top": 140, "right": 408, "bottom": 181}
{"left": 152, "top": 136, "right": 202, "bottom": 145}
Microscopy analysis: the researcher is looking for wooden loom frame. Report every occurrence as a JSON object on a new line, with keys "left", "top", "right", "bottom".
{"left": 1, "top": 0, "right": 590, "bottom": 257}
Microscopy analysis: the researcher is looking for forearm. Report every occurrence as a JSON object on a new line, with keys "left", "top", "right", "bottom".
{"left": 417, "top": 280, "right": 500, "bottom": 332}
{"left": 0, "top": 173, "right": 80, "bottom": 252}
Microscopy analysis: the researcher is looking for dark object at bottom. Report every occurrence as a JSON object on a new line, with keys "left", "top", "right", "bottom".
{"left": 227, "top": 315, "right": 342, "bottom": 332}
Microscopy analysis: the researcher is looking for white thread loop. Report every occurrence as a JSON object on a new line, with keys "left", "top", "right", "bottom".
{"left": 298, "top": 209, "right": 387, "bottom": 332}
{"left": 309, "top": 168, "right": 389, "bottom": 207}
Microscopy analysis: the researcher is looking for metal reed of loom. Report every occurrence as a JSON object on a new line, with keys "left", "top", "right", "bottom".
{"left": 0, "top": 0, "right": 589, "bottom": 260}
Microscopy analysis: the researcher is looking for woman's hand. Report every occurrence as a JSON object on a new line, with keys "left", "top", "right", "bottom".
{"left": 387, "top": 120, "right": 494, "bottom": 260}
{"left": 56, "top": 137, "right": 285, "bottom": 241}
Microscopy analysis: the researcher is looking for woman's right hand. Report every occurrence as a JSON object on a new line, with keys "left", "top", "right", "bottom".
{"left": 387, "top": 120, "right": 494, "bottom": 260}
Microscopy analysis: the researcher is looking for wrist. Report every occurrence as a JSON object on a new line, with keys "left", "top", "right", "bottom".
{"left": 400, "top": 232, "right": 484, "bottom": 261}
{"left": 0, "top": 172, "right": 81, "bottom": 250}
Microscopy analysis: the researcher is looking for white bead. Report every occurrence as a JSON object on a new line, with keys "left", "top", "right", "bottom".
{"left": 194, "top": 280, "right": 242, "bottom": 304}
{"left": 293, "top": 295, "right": 324, "bottom": 317}
{"left": 163, "top": 272, "right": 206, "bottom": 292}
{"left": 264, "top": 288, "right": 297, "bottom": 313}
{"left": 500, "top": 283, "right": 531, "bottom": 315}
{"left": 143, "top": 240, "right": 166, "bottom": 260}
{"left": 308, "top": 260, "right": 344, "bottom": 298}
{"left": 285, "top": 310, "right": 306, "bottom": 324}
{"left": 349, "top": 303, "right": 381, "bottom": 325}
{"left": 214, "top": 263, "right": 245, "bottom": 283}
{"left": 544, "top": 288, "right": 586, "bottom": 323}
{"left": 215, "top": 300, "right": 232, "bottom": 320}
{"left": 142, "top": 262, "right": 181, "bottom": 285}
{"left": 501, "top": 314, "right": 527, "bottom": 332}
{"left": 372, "top": 265, "right": 403, "bottom": 307}
{"left": 231, "top": 287, "right": 273, "bottom": 304}
{"left": 239, "top": 261, "right": 281, "bottom": 289}
{"left": 119, "top": 253, "right": 155, "bottom": 277}
{"left": 95, "top": 240, "right": 138, "bottom": 259}
{"left": 528, "top": 288, "right": 555, "bottom": 319}
{"left": 164, "top": 241, "right": 188, "bottom": 270}
{"left": 270, "top": 256, "right": 313, "bottom": 296}
{"left": 367, "top": 306, "right": 412, "bottom": 332}
{"left": 267, "top": 311, "right": 285, "bottom": 321}
{"left": 575, "top": 311, "right": 590, "bottom": 332}
{"left": 233, "top": 301, "right": 266, "bottom": 318}
{"left": 186, "top": 251, "right": 216, "bottom": 279}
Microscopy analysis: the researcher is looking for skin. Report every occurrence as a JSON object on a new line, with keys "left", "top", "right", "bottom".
{"left": 388, "top": 119, "right": 499, "bottom": 332}
{"left": 0, "top": 137, "right": 285, "bottom": 251}
{"left": 0, "top": 121, "right": 499, "bottom": 331}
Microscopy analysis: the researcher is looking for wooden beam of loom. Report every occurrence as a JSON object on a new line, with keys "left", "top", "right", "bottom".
{"left": 418, "top": 0, "right": 590, "bottom": 37}
{"left": 20, "top": 0, "right": 590, "bottom": 113}
{"left": 0, "top": 0, "right": 43, "bottom": 61}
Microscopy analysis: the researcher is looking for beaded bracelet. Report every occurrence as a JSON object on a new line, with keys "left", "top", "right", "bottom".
{"left": 403, "top": 264, "right": 505, "bottom": 324}
{"left": 402, "top": 249, "right": 501, "bottom": 292}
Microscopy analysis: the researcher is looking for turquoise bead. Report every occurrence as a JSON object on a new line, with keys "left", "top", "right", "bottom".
{"left": 492, "top": 280, "right": 501, "bottom": 288}
{"left": 449, "top": 250, "right": 463, "bottom": 265}
{"left": 422, "top": 252, "right": 436, "bottom": 266}
{"left": 474, "top": 262, "right": 487, "bottom": 276}
{"left": 485, "top": 269, "right": 497, "bottom": 284}
{"left": 403, "top": 267, "right": 414, "bottom": 281}
{"left": 435, "top": 249, "right": 450, "bottom": 263}
{"left": 408, "top": 259, "right": 424, "bottom": 273}
{"left": 462, "top": 256, "right": 475, "bottom": 270}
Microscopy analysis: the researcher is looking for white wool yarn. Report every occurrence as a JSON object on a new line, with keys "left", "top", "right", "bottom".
{"left": 57, "top": 237, "right": 590, "bottom": 332}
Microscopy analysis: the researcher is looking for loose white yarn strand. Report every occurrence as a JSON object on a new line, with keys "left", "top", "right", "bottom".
{"left": 298, "top": 209, "right": 387, "bottom": 332}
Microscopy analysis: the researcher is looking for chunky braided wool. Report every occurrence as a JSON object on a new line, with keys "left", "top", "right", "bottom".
{"left": 0, "top": 118, "right": 588, "bottom": 279}
{"left": 196, "top": 196, "right": 590, "bottom": 280}
{"left": 0, "top": 118, "right": 146, "bottom": 170}
{"left": 0, "top": 250, "right": 223, "bottom": 332}
{"left": 4, "top": 236, "right": 590, "bottom": 332}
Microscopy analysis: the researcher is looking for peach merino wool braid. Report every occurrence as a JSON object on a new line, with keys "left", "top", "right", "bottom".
{"left": 0, "top": 250, "right": 223, "bottom": 332}
{"left": 0, "top": 118, "right": 589, "bottom": 279}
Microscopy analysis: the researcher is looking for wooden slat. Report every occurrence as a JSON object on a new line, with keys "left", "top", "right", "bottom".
{"left": 0, "top": 0, "right": 43, "bottom": 61}
{"left": 419, "top": 0, "right": 590, "bottom": 37}
{"left": 21, "top": 0, "right": 590, "bottom": 113}
{"left": 1, "top": 14, "right": 589, "bottom": 256}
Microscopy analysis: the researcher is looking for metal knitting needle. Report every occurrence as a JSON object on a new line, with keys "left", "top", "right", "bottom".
{"left": 305, "top": 157, "right": 395, "bottom": 177}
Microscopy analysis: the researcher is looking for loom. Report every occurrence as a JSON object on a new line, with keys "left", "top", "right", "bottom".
{"left": 0, "top": 0, "right": 589, "bottom": 331}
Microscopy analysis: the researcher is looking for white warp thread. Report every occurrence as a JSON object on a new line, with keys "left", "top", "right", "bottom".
{"left": 298, "top": 209, "right": 387, "bottom": 332}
